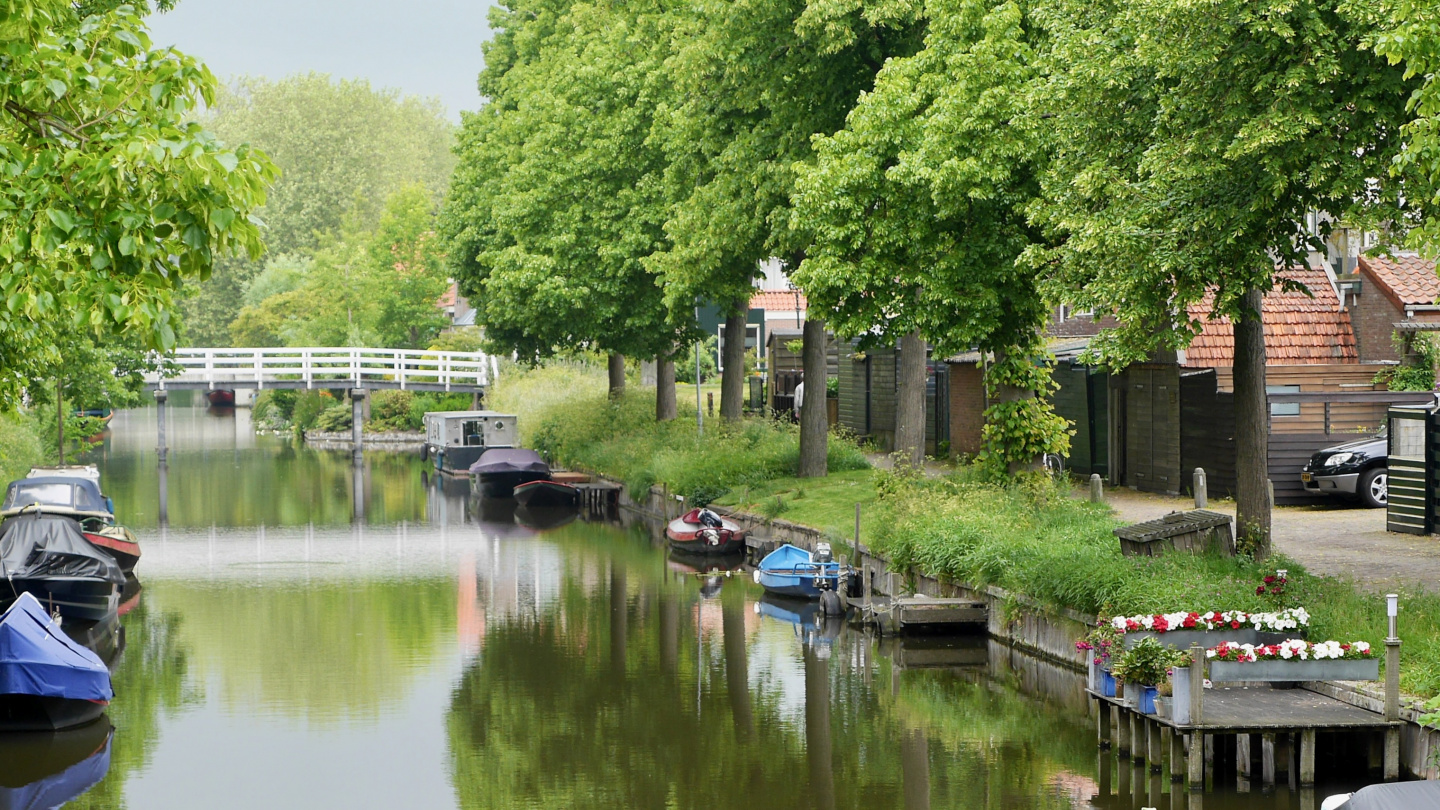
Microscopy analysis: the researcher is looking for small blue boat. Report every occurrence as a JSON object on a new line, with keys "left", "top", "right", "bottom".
{"left": 754, "top": 543, "right": 847, "bottom": 600}
{"left": 0, "top": 593, "right": 113, "bottom": 731}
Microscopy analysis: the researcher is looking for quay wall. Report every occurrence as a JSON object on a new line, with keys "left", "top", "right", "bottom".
{"left": 302, "top": 430, "right": 425, "bottom": 450}
{"left": 611, "top": 475, "right": 1440, "bottom": 779}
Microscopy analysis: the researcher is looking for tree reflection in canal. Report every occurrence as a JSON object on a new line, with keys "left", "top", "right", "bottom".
{"left": 445, "top": 524, "right": 1097, "bottom": 810}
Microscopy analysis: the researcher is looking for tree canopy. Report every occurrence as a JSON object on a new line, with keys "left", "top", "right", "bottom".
{"left": 0, "top": 0, "right": 274, "bottom": 408}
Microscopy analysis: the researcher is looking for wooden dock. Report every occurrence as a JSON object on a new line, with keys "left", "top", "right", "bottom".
{"left": 860, "top": 595, "right": 988, "bottom": 635}
{"left": 1090, "top": 685, "right": 1401, "bottom": 789}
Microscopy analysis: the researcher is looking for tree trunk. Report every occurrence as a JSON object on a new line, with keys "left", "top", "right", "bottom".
{"left": 55, "top": 378, "right": 64, "bottom": 465}
{"left": 656, "top": 351, "right": 677, "bottom": 421}
{"left": 894, "top": 330, "right": 927, "bottom": 468}
{"left": 1233, "top": 287, "right": 1271, "bottom": 558}
{"left": 990, "top": 348, "right": 1041, "bottom": 476}
{"left": 720, "top": 306, "right": 747, "bottom": 421}
{"left": 799, "top": 317, "right": 828, "bottom": 477}
{"left": 607, "top": 353, "right": 626, "bottom": 400}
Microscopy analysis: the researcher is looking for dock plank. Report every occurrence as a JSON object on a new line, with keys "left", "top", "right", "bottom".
{"left": 1089, "top": 686, "right": 1399, "bottom": 733}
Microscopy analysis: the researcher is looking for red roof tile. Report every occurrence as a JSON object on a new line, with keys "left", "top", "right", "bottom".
{"left": 436, "top": 282, "right": 458, "bottom": 309}
{"left": 1182, "top": 267, "right": 1358, "bottom": 366}
{"left": 1358, "top": 254, "right": 1440, "bottom": 307}
{"left": 749, "top": 290, "right": 807, "bottom": 312}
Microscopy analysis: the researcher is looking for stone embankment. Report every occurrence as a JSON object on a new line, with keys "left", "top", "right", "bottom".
{"left": 302, "top": 430, "right": 425, "bottom": 450}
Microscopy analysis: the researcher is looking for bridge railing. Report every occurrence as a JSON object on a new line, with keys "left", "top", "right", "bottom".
{"left": 146, "top": 347, "right": 496, "bottom": 391}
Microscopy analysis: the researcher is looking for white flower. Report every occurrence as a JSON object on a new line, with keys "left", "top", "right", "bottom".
{"left": 1354, "top": 641, "right": 1370, "bottom": 654}
{"left": 1112, "top": 616, "right": 1127, "bottom": 631}
{"left": 1206, "top": 649, "right": 1216, "bottom": 658}
{"left": 1141, "top": 615, "right": 1155, "bottom": 629}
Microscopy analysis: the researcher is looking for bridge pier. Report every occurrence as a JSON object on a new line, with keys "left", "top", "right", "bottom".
{"left": 351, "top": 388, "right": 366, "bottom": 462}
{"left": 154, "top": 389, "right": 168, "bottom": 463}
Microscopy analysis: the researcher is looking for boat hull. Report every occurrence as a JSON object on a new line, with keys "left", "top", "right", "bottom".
{"left": 513, "top": 480, "right": 578, "bottom": 508}
{"left": 665, "top": 514, "right": 747, "bottom": 556}
{"left": 430, "top": 445, "right": 488, "bottom": 476}
{"left": 0, "top": 580, "right": 119, "bottom": 623}
{"left": 757, "top": 571, "right": 836, "bottom": 600}
{"left": 476, "top": 471, "right": 549, "bottom": 499}
{"left": 82, "top": 532, "right": 139, "bottom": 574}
{"left": 0, "top": 695, "right": 105, "bottom": 732}
{"left": 204, "top": 389, "right": 236, "bottom": 407}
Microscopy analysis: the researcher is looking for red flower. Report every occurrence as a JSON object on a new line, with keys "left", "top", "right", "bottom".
{"left": 1126, "top": 620, "right": 1141, "bottom": 632}
{"left": 1263, "top": 575, "right": 1275, "bottom": 584}
{"left": 1231, "top": 620, "right": 1241, "bottom": 629}
{"left": 1182, "top": 614, "right": 1197, "bottom": 628}
{"left": 1256, "top": 586, "right": 1266, "bottom": 595}
{"left": 1270, "top": 586, "right": 1282, "bottom": 594}
{"left": 1154, "top": 616, "right": 1169, "bottom": 631}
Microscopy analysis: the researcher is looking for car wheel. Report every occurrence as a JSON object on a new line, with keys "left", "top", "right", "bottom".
{"left": 1359, "top": 468, "right": 1388, "bottom": 509}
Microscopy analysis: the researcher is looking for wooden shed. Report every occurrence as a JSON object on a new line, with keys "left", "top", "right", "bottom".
{"left": 837, "top": 339, "right": 949, "bottom": 455}
{"left": 765, "top": 327, "right": 839, "bottom": 414}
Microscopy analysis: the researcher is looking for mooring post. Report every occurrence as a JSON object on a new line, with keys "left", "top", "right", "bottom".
{"left": 1148, "top": 718, "right": 1163, "bottom": 772}
{"left": 1169, "top": 728, "right": 1184, "bottom": 781}
{"left": 1187, "top": 732, "right": 1204, "bottom": 789}
{"left": 155, "top": 389, "right": 168, "bottom": 463}
{"left": 1237, "top": 733, "right": 1252, "bottom": 779}
{"left": 1131, "top": 712, "right": 1144, "bottom": 764}
{"left": 1116, "top": 706, "right": 1131, "bottom": 753}
{"left": 1193, "top": 468, "right": 1207, "bottom": 509}
{"left": 1097, "top": 700, "right": 1112, "bottom": 748}
{"left": 350, "top": 388, "right": 366, "bottom": 462}
{"left": 1089, "top": 473, "right": 1104, "bottom": 503}
{"left": 1189, "top": 645, "right": 1204, "bottom": 727}
{"left": 1299, "top": 729, "right": 1316, "bottom": 786}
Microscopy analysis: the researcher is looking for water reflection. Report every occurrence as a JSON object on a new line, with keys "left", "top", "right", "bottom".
{"left": 0, "top": 721, "right": 112, "bottom": 809}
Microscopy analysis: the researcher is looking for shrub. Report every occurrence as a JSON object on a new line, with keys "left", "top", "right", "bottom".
{"left": 369, "top": 390, "right": 417, "bottom": 431}
{"left": 292, "top": 390, "right": 336, "bottom": 432}
{"left": 313, "top": 403, "right": 353, "bottom": 432}
{"left": 0, "top": 412, "right": 43, "bottom": 482}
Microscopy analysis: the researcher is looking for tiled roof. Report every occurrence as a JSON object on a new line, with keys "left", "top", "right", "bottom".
{"left": 750, "top": 290, "right": 807, "bottom": 312}
{"left": 1359, "top": 254, "right": 1440, "bottom": 307}
{"left": 436, "top": 282, "right": 458, "bottom": 309}
{"left": 1182, "top": 267, "right": 1358, "bottom": 366}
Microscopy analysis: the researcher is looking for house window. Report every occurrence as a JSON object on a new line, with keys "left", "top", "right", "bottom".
{"left": 1267, "top": 385, "right": 1300, "bottom": 417}
{"left": 717, "top": 324, "right": 760, "bottom": 371}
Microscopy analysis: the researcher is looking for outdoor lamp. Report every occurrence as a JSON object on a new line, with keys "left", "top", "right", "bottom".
{"left": 1387, "top": 593, "right": 1399, "bottom": 640}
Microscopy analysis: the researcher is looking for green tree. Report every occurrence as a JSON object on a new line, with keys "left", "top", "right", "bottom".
{"left": 440, "top": 0, "right": 687, "bottom": 400}
{"left": 0, "top": 0, "right": 275, "bottom": 409}
{"left": 368, "top": 185, "right": 450, "bottom": 349}
{"left": 791, "top": 0, "right": 1067, "bottom": 472}
{"left": 1376, "top": 0, "right": 1440, "bottom": 250}
{"left": 183, "top": 74, "right": 455, "bottom": 345}
{"left": 1029, "top": 0, "right": 1416, "bottom": 556}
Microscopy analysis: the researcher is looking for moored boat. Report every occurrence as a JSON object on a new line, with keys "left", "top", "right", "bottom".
{"left": 754, "top": 543, "right": 849, "bottom": 600}
{"left": 0, "top": 515, "right": 123, "bottom": 622}
{"left": 665, "top": 508, "right": 746, "bottom": 556}
{"left": 0, "top": 593, "right": 113, "bottom": 731}
{"left": 3, "top": 477, "right": 140, "bottom": 574}
{"left": 204, "top": 389, "right": 236, "bottom": 407}
{"left": 469, "top": 448, "right": 550, "bottom": 498}
{"left": 512, "top": 479, "right": 578, "bottom": 508}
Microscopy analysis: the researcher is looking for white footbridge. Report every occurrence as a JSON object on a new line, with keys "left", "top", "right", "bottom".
{"left": 143, "top": 347, "right": 497, "bottom": 393}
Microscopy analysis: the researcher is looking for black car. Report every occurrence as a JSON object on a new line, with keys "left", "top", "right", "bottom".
{"left": 1300, "top": 430, "right": 1388, "bottom": 508}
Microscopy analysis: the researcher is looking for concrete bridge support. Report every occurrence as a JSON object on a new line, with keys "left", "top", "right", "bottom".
{"left": 351, "top": 389, "right": 366, "bottom": 462}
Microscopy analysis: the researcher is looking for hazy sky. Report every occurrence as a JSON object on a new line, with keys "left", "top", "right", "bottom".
{"left": 146, "top": 0, "right": 495, "bottom": 119}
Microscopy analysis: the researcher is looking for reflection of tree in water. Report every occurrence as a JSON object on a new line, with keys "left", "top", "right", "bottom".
{"left": 149, "top": 578, "right": 455, "bottom": 723}
{"left": 69, "top": 598, "right": 195, "bottom": 810}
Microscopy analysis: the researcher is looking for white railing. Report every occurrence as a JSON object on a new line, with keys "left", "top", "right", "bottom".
{"left": 145, "top": 348, "right": 497, "bottom": 391}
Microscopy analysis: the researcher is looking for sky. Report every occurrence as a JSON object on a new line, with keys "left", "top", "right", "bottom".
{"left": 146, "top": 0, "right": 495, "bottom": 120}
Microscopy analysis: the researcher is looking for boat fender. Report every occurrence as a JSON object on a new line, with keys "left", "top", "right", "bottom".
{"left": 820, "top": 590, "right": 844, "bottom": 617}
{"left": 420, "top": 443, "right": 430, "bottom": 462}
{"left": 753, "top": 569, "right": 762, "bottom": 584}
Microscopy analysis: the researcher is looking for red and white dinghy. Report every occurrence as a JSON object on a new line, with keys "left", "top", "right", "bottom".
{"left": 665, "top": 508, "right": 747, "bottom": 555}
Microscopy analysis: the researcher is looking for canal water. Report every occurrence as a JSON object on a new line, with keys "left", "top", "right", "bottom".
{"left": 20, "top": 401, "right": 1376, "bottom": 808}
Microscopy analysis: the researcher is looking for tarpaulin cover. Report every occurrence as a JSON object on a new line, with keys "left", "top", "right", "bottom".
{"left": 0, "top": 593, "right": 111, "bottom": 702}
{"left": 468, "top": 448, "right": 550, "bottom": 476}
{"left": 2, "top": 478, "right": 108, "bottom": 515}
{"left": 1337, "top": 782, "right": 1440, "bottom": 810}
{"left": 0, "top": 515, "right": 123, "bottom": 585}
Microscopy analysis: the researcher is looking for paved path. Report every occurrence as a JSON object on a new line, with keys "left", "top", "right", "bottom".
{"left": 1092, "top": 487, "right": 1440, "bottom": 593}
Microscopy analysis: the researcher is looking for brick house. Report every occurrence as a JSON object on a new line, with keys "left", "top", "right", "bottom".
{"left": 1352, "top": 254, "right": 1440, "bottom": 363}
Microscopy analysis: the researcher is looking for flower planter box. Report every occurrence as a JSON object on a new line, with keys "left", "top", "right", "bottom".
{"left": 1100, "top": 669, "right": 1116, "bottom": 698}
{"left": 1086, "top": 649, "right": 1097, "bottom": 691}
{"left": 1153, "top": 695, "right": 1170, "bottom": 719}
{"left": 1125, "top": 628, "right": 1261, "bottom": 649}
{"left": 1209, "top": 658, "right": 1380, "bottom": 683}
{"left": 1139, "top": 685, "right": 1159, "bottom": 714}
{"left": 1171, "top": 667, "right": 1191, "bottom": 725}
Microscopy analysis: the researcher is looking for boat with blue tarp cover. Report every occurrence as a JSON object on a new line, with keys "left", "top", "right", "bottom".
{"left": 0, "top": 593, "right": 113, "bottom": 731}
{"left": 754, "top": 543, "right": 849, "bottom": 600}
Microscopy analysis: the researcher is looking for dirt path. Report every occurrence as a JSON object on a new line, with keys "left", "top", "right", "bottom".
{"left": 1092, "top": 486, "right": 1440, "bottom": 593}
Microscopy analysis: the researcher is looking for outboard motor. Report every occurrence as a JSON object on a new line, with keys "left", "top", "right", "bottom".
{"left": 814, "top": 542, "right": 833, "bottom": 564}
{"left": 698, "top": 509, "right": 723, "bottom": 529}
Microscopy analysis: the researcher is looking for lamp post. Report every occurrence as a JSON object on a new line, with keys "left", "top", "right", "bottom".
{"left": 1385, "top": 593, "right": 1400, "bottom": 722}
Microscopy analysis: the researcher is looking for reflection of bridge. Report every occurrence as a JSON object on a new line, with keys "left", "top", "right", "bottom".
{"left": 143, "top": 347, "right": 497, "bottom": 393}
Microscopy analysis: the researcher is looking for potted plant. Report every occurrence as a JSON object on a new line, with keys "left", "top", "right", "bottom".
{"left": 1111, "top": 637, "right": 1172, "bottom": 713}
{"left": 1207, "top": 639, "right": 1377, "bottom": 682}
{"left": 1076, "top": 623, "right": 1123, "bottom": 696}
{"left": 1153, "top": 680, "right": 1172, "bottom": 719}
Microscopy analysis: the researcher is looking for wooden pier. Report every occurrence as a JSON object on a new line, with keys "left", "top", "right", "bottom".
{"left": 1090, "top": 686, "right": 1401, "bottom": 790}
{"left": 860, "top": 595, "right": 988, "bottom": 635}
{"left": 575, "top": 481, "right": 621, "bottom": 515}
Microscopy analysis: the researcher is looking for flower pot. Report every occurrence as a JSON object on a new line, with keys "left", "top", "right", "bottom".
{"left": 1209, "top": 658, "right": 1380, "bottom": 683}
{"left": 1171, "top": 667, "right": 1192, "bottom": 725}
{"left": 1120, "top": 683, "right": 1139, "bottom": 708}
{"left": 1086, "top": 649, "right": 1097, "bottom": 691}
{"left": 1153, "top": 696, "right": 1170, "bottom": 719}
{"left": 1125, "top": 628, "right": 1260, "bottom": 649}
{"left": 1100, "top": 668, "right": 1116, "bottom": 698}
{"left": 1139, "top": 685, "right": 1159, "bottom": 714}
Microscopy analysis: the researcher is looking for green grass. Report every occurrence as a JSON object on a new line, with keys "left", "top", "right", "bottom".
{"left": 713, "top": 469, "right": 878, "bottom": 542}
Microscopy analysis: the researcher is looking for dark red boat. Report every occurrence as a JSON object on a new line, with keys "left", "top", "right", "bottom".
{"left": 512, "top": 479, "right": 579, "bottom": 508}
{"left": 665, "top": 508, "right": 747, "bottom": 556}
{"left": 205, "top": 389, "right": 236, "bottom": 407}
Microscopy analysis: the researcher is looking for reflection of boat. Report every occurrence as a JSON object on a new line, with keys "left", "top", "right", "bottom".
{"left": 61, "top": 609, "right": 124, "bottom": 673}
{"left": 0, "top": 515, "right": 124, "bottom": 622}
{"left": 470, "top": 494, "right": 519, "bottom": 525}
{"left": 0, "top": 593, "right": 113, "bottom": 731}
{"left": 514, "top": 505, "right": 578, "bottom": 532}
{"left": 115, "top": 576, "right": 141, "bottom": 619}
{"left": 0, "top": 718, "right": 112, "bottom": 807}
{"left": 665, "top": 509, "right": 746, "bottom": 556}
{"left": 513, "top": 479, "right": 578, "bottom": 508}
{"left": 7, "top": 472, "right": 141, "bottom": 574}
{"left": 204, "top": 389, "right": 236, "bottom": 407}
{"left": 469, "top": 448, "right": 550, "bottom": 498}
{"left": 665, "top": 550, "right": 745, "bottom": 574}
{"left": 755, "top": 543, "right": 851, "bottom": 600}
{"left": 755, "top": 594, "right": 843, "bottom": 645}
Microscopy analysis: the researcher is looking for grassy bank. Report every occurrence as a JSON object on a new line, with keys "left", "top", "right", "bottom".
{"left": 494, "top": 362, "right": 1440, "bottom": 702}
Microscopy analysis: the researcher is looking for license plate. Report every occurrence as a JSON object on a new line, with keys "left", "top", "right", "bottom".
{"left": 1300, "top": 473, "right": 1312, "bottom": 482}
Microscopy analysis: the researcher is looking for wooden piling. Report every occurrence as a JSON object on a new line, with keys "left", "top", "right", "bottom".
{"left": 1131, "top": 711, "right": 1145, "bottom": 763}
{"left": 1116, "top": 706, "right": 1131, "bottom": 753}
{"left": 1236, "top": 733, "right": 1252, "bottom": 779}
{"left": 1186, "top": 732, "right": 1204, "bottom": 789}
{"left": 1188, "top": 646, "right": 1204, "bottom": 727}
{"left": 1148, "top": 718, "right": 1163, "bottom": 772}
{"left": 1169, "top": 728, "right": 1184, "bottom": 781}
{"left": 1097, "top": 700, "right": 1112, "bottom": 748}
{"left": 1299, "top": 729, "right": 1316, "bottom": 786}
{"left": 1384, "top": 727, "right": 1400, "bottom": 782}
{"left": 1261, "top": 733, "right": 1276, "bottom": 786}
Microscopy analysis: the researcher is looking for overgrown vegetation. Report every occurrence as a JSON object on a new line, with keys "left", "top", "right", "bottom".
{"left": 252, "top": 389, "right": 470, "bottom": 434}
{"left": 0, "top": 413, "right": 44, "bottom": 483}
{"left": 1374, "top": 331, "right": 1440, "bottom": 391}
